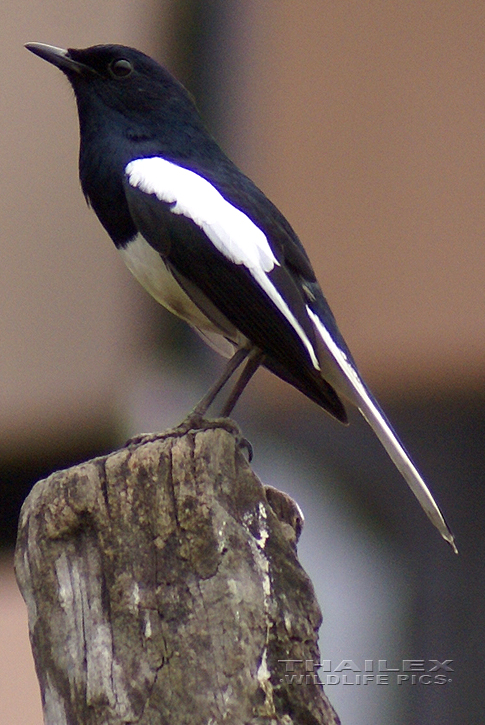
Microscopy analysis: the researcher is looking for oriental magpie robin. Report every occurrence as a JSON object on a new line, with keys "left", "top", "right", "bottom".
{"left": 25, "top": 42, "right": 456, "bottom": 552}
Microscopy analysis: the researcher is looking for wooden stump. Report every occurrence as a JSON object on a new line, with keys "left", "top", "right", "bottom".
{"left": 15, "top": 422, "right": 340, "bottom": 725}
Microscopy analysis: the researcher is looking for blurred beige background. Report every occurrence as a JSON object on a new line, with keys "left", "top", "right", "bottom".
{"left": 1, "top": 2, "right": 483, "bottom": 724}
{"left": 234, "top": 2, "right": 485, "bottom": 392}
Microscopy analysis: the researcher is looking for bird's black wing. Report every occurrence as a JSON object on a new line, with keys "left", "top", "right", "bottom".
{"left": 187, "top": 153, "right": 318, "bottom": 282}
{"left": 122, "top": 157, "right": 347, "bottom": 421}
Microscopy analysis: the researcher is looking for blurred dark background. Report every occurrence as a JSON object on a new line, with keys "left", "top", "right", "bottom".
{"left": 1, "top": 2, "right": 483, "bottom": 723}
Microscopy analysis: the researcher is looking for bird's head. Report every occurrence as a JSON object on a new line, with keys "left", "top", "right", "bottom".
{"left": 25, "top": 43, "right": 203, "bottom": 147}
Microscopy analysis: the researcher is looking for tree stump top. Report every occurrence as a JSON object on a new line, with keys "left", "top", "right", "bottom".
{"left": 15, "top": 422, "right": 340, "bottom": 725}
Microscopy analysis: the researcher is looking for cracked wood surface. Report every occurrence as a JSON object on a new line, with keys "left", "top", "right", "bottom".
{"left": 15, "top": 422, "right": 340, "bottom": 725}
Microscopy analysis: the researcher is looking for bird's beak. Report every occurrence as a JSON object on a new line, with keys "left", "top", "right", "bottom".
{"left": 25, "top": 43, "right": 91, "bottom": 75}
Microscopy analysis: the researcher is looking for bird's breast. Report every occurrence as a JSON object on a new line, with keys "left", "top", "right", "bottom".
{"left": 119, "top": 233, "right": 243, "bottom": 356}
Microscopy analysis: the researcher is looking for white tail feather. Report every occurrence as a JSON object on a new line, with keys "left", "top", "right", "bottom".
{"left": 307, "top": 307, "right": 457, "bottom": 553}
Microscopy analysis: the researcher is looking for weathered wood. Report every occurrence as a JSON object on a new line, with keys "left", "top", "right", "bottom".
{"left": 15, "top": 422, "right": 340, "bottom": 725}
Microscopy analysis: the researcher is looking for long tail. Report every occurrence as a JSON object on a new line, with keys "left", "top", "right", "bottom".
{"left": 306, "top": 306, "right": 457, "bottom": 553}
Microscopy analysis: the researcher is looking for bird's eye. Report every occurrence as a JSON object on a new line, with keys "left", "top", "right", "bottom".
{"left": 109, "top": 59, "right": 133, "bottom": 78}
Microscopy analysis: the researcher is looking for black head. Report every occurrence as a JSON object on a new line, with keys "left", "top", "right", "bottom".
{"left": 25, "top": 43, "right": 228, "bottom": 243}
{"left": 25, "top": 43, "right": 207, "bottom": 150}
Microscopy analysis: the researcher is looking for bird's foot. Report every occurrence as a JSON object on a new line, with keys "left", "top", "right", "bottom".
{"left": 175, "top": 414, "right": 253, "bottom": 461}
{"left": 123, "top": 430, "right": 174, "bottom": 448}
{"left": 124, "top": 415, "right": 253, "bottom": 461}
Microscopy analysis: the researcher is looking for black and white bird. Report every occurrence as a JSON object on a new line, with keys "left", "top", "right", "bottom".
{"left": 25, "top": 42, "right": 456, "bottom": 552}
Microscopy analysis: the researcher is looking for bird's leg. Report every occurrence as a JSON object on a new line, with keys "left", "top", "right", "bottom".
{"left": 171, "top": 347, "right": 261, "bottom": 459}
{"left": 125, "top": 348, "right": 247, "bottom": 447}
{"left": 219, "top": 348, "right": 265, "bottom": 418}
{"left": 188, "top": 346, "right": 249, "bottom": 420}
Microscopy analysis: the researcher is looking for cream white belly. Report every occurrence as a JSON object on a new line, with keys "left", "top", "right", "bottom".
{"left": 119, "top": 234, "right": 244, "bottom": 357}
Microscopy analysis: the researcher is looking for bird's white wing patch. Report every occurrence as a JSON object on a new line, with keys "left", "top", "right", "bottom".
{"left": 126, "top": 157, "right": 277, "bottom": 271}
{"left": 307, "top": 305, "right": 457, "bottom": 552}
{"left": 125, "top": 157, "right": 320, "bottom": 370}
